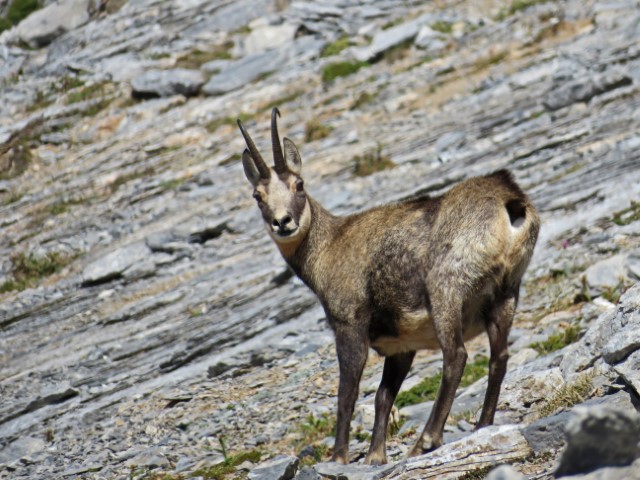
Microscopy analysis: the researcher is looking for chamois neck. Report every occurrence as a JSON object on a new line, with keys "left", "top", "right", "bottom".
{"left": 285, "top": 196, "right": 338, "bottom": 282}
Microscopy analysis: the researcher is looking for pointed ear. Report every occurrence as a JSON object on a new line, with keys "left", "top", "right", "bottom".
{"left": 242, "top": 149, "right": 261, "bottom": 186}
{"left": 283, "top": 137, "right": 302, "bottom": 175}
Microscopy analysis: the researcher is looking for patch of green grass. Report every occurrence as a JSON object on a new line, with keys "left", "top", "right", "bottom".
{"left": 431, "top": 20, "right": 453, "bottom": 34}
{"left": 298, "top": 413, "right": 336, "bottom": 445}
{"left": 304, "top": 119, "right": 332, "bottom": 142}
{"left": 192, "top": 437, "right": 261, "bottom": 480}
{"left": 396, "top": 355, "right": 489, "bottom": 408}
{"left": 1, "top": 190, "right": 23, "bottom": 205}
{"left": 353, "top": 144, "right": 395, "bottom": 177}
{"left": 473, "top": 51, "right": 508, "bottom": 71}
{"left": 321, "top": 36, "right": 350, "bottom": 57}
{"left": 350, "top": 91, "right": 375, "bottom": 110}
{"left": 0, "top": 251, "right": 73, "bottom": 293}
{"left": 176, "top": 42, "right": 234, "bottom": 69}
{"left": 66, "top": 82, "right": 108, "bottom": 104}
{"left": 205, "top": 112, "right": 253, "bottom": 133}
{"left": 496, "top": 0, "right": 550, "bottom": 21}
{"left": 0, "top": 0, "right": 41, "bottom": 33}
{"left": 321, "top": 60, "right": 369, "bottom": 83}
{"left": 300, "top": 444, "right": 330, "bottom": 466}
{"left": 612, "top": 200, "right": 640, "bottom": 226}
{"left": 529, "top": 325, "right": 581, "bottom": 355}
{"left": 0, "top": 140, "right": 32, "bottom": 180}
{"left": 47, "top": 197, "right": 86, "bottom": 216}
{"left": 601, "top": 281, "right": 626, "bottom": 304}
{"left": 538, "top": 373, "right": 592, "bottom": 418}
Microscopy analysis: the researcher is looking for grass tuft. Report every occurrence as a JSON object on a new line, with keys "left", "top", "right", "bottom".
{"left": 611, "top": 200, "right": 640, "bottom": 226}
{"left": 321, "top": 60, "right": 369, "bottom": 83}
{"left": 304, "top": 119, "right": 332, "bottom": 142}
{"left": 538, "top": 373, "right": 593, "bottom": 418}
{"left": 496, "top": 0, "right": 550, "bottom": 21}
{"left": 529, "top": 325, "right": 581, "bottom": 355}
{"left": 0, "top": 251, "right": 73, "bottom": 293}
{"left": 0, "top": 0, "right": 41, "bottom": 33}
{"left": 396, "top": 355, "right": 489, "bottom": 408}
{"left": 431, "top": 21, "right": 453, "bottom": 34}
{"left": 353, "top": 144, "right": 395, "bottom": 177}
{"left": 321, "top": 36, "right": 350, "bottom": 57}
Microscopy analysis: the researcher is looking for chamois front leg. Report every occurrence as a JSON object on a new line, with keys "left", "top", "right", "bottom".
{"left": 410, "top": 299, "right": 467, "bottom": 456}
{"left": 332, "top": 322, "right": 368, "bottom": 464}
{"left": 476, "top": 289, "right": 518, "bottom": 428}
{"left": 365, "top": 351, "right": 415, "bottom": 465}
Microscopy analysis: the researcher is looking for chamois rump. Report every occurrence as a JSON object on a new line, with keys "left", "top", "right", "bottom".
{"left": 237, "top": 109, "right": 540, "bottom": 465}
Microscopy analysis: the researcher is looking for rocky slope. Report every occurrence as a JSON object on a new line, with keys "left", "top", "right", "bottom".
{"left": 1, "top": 0, "right": 640, "bottom": 479}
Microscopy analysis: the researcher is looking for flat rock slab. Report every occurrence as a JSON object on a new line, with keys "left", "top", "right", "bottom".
{"left": 131, "top": 68, "right": 205, "bottom": 98}
{"left": 81, "top": 242, "right": 151, "bottom": 286}
{"left": 249, "top": 455, "right": 300, "bottom": 480}
{"left": 314, "top": 461, "right": 396, "bottom": 480}
{"left": 16, "top": 0, "right": 90, "bottom": 48}
{"left": 385, "top": 425, "right": 531, "bottom": 479}
{"left": 203, "top": 48, "right": 288, "bottom": 95}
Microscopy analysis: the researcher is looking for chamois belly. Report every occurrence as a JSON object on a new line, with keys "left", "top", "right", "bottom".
{"left": 370, "top": 309, "right": 440, "bottom": 356}
{"left": 369, "top": 303, "right": 490, "bottom": 356}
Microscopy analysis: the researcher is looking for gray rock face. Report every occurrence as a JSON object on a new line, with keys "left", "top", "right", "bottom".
{"left": 485, "top": 465, "right": 525, "bottom": 480}
{"left": 15, "top": 0, "right": 90, "bottom": 48}
{"left": 202, "top": 48, "right": 288, "bottom": 96}
{"left": 561, "top": 284, "right": 640, "bottom": 382}
{"left": 555, "top": 406, "right": 640, "bottom": 477}
{"left": 2, "top": 0, "right": 640, "bottom": 479}
{"left": 249, "top": 455, "right": 299, "bottom": 480}
{"left": 81, "top": 242, "right": 152, "bottom": 285}
{"left": 131, "top": 68, "right": 205, "bottom": 98}
{"left": 351, "top": 14, "right": 428, "bottom": 62}
{"left": 584, "top": 254, "right": 629, "bottom": 297}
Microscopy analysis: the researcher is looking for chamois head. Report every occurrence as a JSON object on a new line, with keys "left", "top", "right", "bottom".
{"left": 238, "top": 108, "right": 310, "bottom": 248}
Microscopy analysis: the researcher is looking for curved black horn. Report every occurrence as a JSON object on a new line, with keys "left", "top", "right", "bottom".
{"left": 237, "top": 119, "right": 270, "bottom": 179}
{"left": 271, "top": 108, "right": 287, "bottom": 174}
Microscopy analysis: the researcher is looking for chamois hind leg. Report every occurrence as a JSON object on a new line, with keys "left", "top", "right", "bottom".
{"left": 410, "top": 297, "right": 467, "bottom": 456}
{"left": 476, "top": 287, "right": 519, "bottom": 428}
{"left": 365, "top": 351, "right": 415, "bottom": 465}
{"left": 332, "top": 322, "right": 368, "bottom": 464}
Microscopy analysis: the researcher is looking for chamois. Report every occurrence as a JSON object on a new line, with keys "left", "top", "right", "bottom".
{"left": 237, "top": 109, "right": 540, "bottom": 465}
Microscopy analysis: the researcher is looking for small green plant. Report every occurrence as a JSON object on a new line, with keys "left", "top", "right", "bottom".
{"left": 611, "top": 201, "right": 640, "bottom": 226}
{"left": 299, "top": 413, "right": 336, "bottom": 445}
{"left": 304, "top": 119, "right": 332, "bottom": 142}
{"left": 395, "top": 355, "right": 489, "bottom": 408}
{"left": 0, "top": 140, "right": 32, "bottom": 180}
{"left": 66, "top": 82, "right": 108, "bottom": 104}
{"left": 192, "top": 439, "right": 261, "bottom": 480}
{"left": 176, "top": 42, "right": 234, "bottom": 69}
{"left": 459, "top": 465, "right": 493, "bottom": 480}
{"left": 538, "top": 373, "right": 593, "bottom": 418}
{"left": 0, "top": 0, "right": 41, "bottom": 33}
{"left": 496, "top": 0, "right": 550, "bottom": 21}
{"left": 601, "top": 281, "right": 626, "bottom": 304}
{"left": 0, "top": 251, "right": 72, "bottom": 293}
{"left": 350, "top": 91, "right": 375, "bottom": 110}
{"left": 300, "top": 444, "right": 329, "bottom": 466}
{"left": 353, "top": 144, "right": 395, "bottom": 177}
{"left": 321, "top": 60, "right": 369, "bottom": 83}
{"left": 206, "top": 113, "right": 253, "bottom": 133}
{"left": 529, "top": 325, "right": 581, "bottom": 355}
{"left": 321, "top": 36, "right": 350, "bottom": 57}
{"left": 431, "top": 20, "right": 453, "bottom": 34}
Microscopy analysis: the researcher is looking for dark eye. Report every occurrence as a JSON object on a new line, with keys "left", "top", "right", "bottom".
{"left": 252, "top": 192, "right": 262, "bottom": 202}
{"left": 295, "top": 179, "right": 304, "bottom": 192}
